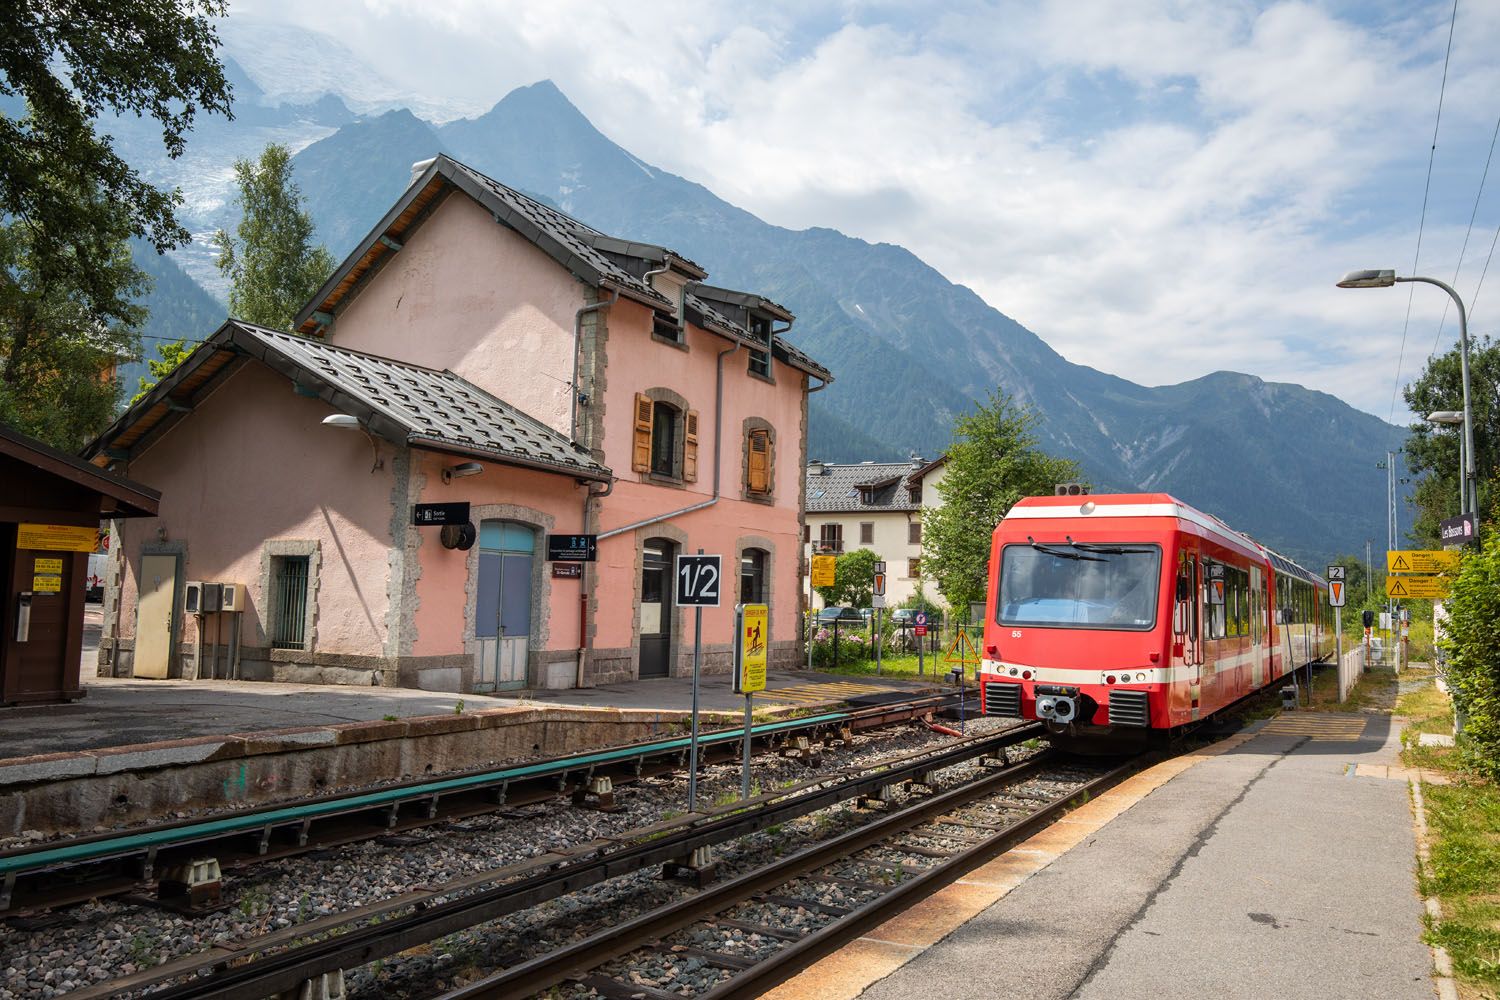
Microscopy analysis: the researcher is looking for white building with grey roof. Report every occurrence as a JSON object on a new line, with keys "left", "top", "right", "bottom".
{"left": 803, "top": 456, "right": 947, "bottom": 609}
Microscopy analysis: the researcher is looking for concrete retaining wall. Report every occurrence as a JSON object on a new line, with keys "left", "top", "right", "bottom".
{"left": 0, "top": 705, "right": 736, "bottom": 836}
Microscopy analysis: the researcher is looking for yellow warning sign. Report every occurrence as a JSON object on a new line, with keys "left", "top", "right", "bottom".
{"left": 810, "top": 554, "right": 836, "bottom": 588}
{"left": 33, "top": 557, "right": 63, "bottom": 575}
{"left": 1387, "top": 550, "right": 1462, "bottom": 574}
{"left": 1386, "top": 575, "right": 1451, "bottom": 599}
{"left": 736, "top": 603, "right": 768, "bottom": 694}
{"left": 18, "top": 523, "right": 99, "bottom": 552}
{"left": 32, "top": 575, "right": 62, "bottom": 593}
{"left": 945, "top": 628, "right": 981, "bottom": 667}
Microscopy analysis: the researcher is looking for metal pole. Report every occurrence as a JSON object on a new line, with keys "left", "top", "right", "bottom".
{"left": 736, "top": 603, "right": 752, "bottom": 802}
{"left": 1400, "top": 276, "right": 1478, "bottom": 534}
{"left": 918, "top": 624, "right": 925, "bottom": 677}
{"left": 689, "top": 549, "right": 703, "bottom": 814}
{"left": 875, "top": 606, "right": 882, "bottom": 675}
{"left": 1335, "top": 605, "right": 1343, "bottom": 699}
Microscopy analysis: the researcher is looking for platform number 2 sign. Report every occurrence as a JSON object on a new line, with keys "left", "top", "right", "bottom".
{"left": 676, "top": 554, "right": 722, "bottom": 607}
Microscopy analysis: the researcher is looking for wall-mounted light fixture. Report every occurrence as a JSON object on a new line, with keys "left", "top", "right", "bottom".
{"left": 442, "top": 461, "right": 484, "bottom": 485}
{"left": 321, "top": 413, "right": 385, "bottom": 472}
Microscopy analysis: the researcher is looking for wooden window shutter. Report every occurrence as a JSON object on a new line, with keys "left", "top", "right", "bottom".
{"left": 748, "top": 429, "right": 770, "bottom": 494}
{"left": 684, "top": 409, "right": 700, "bottom": 482}
{"left": 632, "top": 394, "right": 653, "bottom": 473}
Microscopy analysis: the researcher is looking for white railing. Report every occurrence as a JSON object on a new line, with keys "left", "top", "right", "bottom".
{"left": 1337, "top": 641, "right": 1366, "bottom": 702}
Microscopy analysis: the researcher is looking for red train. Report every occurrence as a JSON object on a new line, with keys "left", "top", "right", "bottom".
{"left": 978, "top": 493, "right": 1334, "bottom": 744}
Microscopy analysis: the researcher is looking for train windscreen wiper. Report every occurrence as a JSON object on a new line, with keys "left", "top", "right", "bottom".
{"left": 1065, "top": 537, "right": 1155, "bottom": 555}
{"left": 1028, "top": 536, "right": 1106, "bottom": 561}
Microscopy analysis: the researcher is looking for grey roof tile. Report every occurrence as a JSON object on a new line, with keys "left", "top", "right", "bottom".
{"left": 229, "top": 322, "right": 610, "bottom": 480}
{"left": 805, "top": 461, "right": 925, "bottom": 513}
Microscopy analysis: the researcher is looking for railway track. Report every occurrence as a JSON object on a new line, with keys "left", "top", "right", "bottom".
{"left": 439, "top": 752, "right": 1134, "bottom": 1000}
{"left": 67, "top": 722, "right": 1047, "bottom": 1000}
{"left": 0, "top": 692, "right": 958, "bottom": 915}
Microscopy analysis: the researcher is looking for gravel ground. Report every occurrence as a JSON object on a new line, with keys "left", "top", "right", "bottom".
{"left": 0, "top": 718, "right": 1028, "bottom": 999}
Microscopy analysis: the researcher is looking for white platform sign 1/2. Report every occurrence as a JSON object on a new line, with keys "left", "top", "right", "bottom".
{"left": 676, "top": 554, "right": 722, "bottom": 607}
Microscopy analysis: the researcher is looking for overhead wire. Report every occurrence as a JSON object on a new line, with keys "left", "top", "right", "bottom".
{"left": 1388, "top": 0, "right": 1459, "bottom": 423}
{"left": 1428, "top": 110, "right": 1500, "bottom": 358}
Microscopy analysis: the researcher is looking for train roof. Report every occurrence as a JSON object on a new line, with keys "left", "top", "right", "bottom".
{"left": 1005, "top": 493, "right": 1323, "bottom": 586}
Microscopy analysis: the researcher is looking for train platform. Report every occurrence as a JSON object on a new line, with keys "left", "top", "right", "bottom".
{"left": 772, "top": 711, "right": 1439, "bottom": 1000}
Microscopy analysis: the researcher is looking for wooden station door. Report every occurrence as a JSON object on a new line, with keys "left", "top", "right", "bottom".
{"left": 1, "top": 526, "right": 84, "bottom": 703}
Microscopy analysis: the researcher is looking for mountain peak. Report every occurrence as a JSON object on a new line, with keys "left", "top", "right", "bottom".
{"left": 483, "top": 79, "right": 591, "bottom": 126}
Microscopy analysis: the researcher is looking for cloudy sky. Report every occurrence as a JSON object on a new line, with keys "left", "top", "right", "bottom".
{"left": 223, "top": 0, "right": 1500, "bottom": 424}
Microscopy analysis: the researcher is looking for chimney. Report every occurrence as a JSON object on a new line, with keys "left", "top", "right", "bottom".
{"left": 807, "top": 460, "right": 825, "bottom": 476}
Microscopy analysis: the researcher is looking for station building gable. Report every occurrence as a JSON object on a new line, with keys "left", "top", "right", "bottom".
{"left": 86, "top": 156, "right": 833, "bottom": 693}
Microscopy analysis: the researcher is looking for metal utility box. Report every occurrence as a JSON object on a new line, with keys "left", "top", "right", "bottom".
{"left": 219, "top": 583, "right": 245, "bottom": 613}
{"left": 184, "top": 581, "right": 204, "bottom": 615}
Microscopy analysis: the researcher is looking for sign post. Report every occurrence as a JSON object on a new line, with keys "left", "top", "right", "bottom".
{"left": 1327, "top": 565, "right": 1345, "bottom": 696}
{"left": 734, "top": 603, "right": 768, "bottom": 800}
{"left": 872, "top": 562, "right": 886, "bottom": 675}
{"left": 676, "top": 552, "right": 721, "bottom": 813}
{"left": 809, "top": 554, "right": 836, "bottom": 670}
{"left": 915, "top": 611, "right": 928, "bottom": 676}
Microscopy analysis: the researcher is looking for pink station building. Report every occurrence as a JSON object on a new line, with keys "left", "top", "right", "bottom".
{"left": 84, "top": 155, "right": 832, "bottom": 692}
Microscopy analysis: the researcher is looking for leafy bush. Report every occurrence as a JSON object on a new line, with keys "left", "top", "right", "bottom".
{"left": 1439, "top": 531, "right": 1500, "bottom": 780}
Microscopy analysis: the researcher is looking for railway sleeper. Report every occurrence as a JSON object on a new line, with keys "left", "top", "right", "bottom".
{"left": 574, "top": 972, "right": 680, "bottom": 1000}
{"left": 669, "top": 944, "right": 757, "bottom": 971}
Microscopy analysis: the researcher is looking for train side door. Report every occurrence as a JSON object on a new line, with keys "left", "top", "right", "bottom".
{"left": 1250, "top": 566, "right": 1265, "bottom": 689}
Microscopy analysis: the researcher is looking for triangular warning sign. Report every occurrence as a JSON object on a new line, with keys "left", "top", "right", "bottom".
{"left": 1331, "top": 582, "right": 1342, "bottom": 602}
{"left": 1390, "top": 578, "right": 1408, "bottom": 597}
{"left": 1393, "top": 554, "right": 1410, "bottom": 571}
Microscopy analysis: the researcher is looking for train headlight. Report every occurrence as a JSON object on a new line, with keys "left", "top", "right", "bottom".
{"left": 1008, "top": 666, "right": 1018, "bottom": 676}
{"left": 1136, "top": 672, "right": 1147, "bottom": 682}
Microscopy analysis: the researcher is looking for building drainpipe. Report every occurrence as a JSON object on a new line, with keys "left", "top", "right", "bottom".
{"left": 576, "top": 477, "right": 614, "bottom": 689}
{"left": 570, "top": 290, "right": 618, "bottom": 443}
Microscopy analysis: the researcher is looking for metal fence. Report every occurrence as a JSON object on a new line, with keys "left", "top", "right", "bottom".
{"left": 271, "top": 556, "right": 309, "bottom": 650}
{"left": 801, "top": 615, "right": 986, "bottom": 672}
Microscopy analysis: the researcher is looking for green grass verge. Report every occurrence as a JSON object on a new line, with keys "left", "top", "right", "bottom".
{"left": 817, "top": 652, "right": 961, "bottom": 682}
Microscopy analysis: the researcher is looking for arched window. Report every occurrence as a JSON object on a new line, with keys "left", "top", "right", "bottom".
{"left": 741, "top": 548, "right": 768, "bottom": 604}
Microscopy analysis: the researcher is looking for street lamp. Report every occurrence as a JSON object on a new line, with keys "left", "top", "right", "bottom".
{"left": 1338, "top": 270, "right": 1478, "bottom": 535}
{"left": 1427, "top": 410, "right": 1465, "bottom": 515}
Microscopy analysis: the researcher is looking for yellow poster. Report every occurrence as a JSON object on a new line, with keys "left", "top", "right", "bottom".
{"left": 1387, "top": 550, "right": 1462, "bottom": 574}
{"left": 810, "top": 554, "right": 836, "bottom": 588}
{"left": 738, "top": 603, "right": 768, "bottom": 693}
{"left": 1386, "top": 575, "right": 1451, "bottom": 599}
{"left": 33, "top": 558, "right": 63, "bottom": 574}
{"left": 32, "top": 575, "right": 62, "bottom": 593}
{"left": 18, "top": 523, "right": 99, "bottom": 552}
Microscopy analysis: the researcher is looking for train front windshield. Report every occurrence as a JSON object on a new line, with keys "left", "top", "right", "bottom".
{"left": 998, "top": 542, "right": 1161, "bottom": 630}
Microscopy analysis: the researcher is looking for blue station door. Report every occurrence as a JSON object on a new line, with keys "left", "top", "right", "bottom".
{"left": 476, "top": 521, "right": 533, "bottom": 690}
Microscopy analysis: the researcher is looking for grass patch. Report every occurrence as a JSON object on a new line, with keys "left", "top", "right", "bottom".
{"left": 1419, "top": 780, "right": 1500, "bottom": 995}
{"left": 1398, "top": 671, "right": 1500, "bottom": 997}
{"left": 819, "top": 652, "right": 968, "bottom": 681}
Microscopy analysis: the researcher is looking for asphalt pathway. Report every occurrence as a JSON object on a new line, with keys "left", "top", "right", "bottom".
{"left": 857, "top": 714, "right": 1432, "bottom": 1000}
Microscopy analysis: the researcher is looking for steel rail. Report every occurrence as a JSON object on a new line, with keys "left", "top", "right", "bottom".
{"left": 1, "top": 691, "right": 959, "bottom": 913}
{"left": 70, "top": 722, "right": 1042, "bottom": 1000}
{"left": 437, "top": 751, "right": 1131, "bottom": 1000}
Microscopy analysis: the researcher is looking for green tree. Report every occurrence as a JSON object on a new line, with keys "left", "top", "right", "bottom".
{"left": 215, "top": 145, "right": 335, "bottom": 329}
{"left": 924, "top": 391, "right": 1078, "bottom": 609}
{"left": 816, "top": 548, "right": 879, "bottom": 608}
{"left": 1402, "top": 338, "right": 1500, "bottom": 546}
{"left": 132, "top": 339, "right": 192, "bottom": 403}
{"left": 1, "top": 2, "right": 232, "bottom": 325}
{"left": 0, "top": 197, "right": 146, "bottom": 448}
{"left": 1439, "top": 526, "right": 1500, "bottom": 780}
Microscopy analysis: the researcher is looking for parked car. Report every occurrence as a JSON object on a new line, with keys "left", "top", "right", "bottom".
{"left": 816, "top": 606, "right": 865, "bottom": 626}
{"left": 858, "top": 607, "right": 874, "bottom": 624}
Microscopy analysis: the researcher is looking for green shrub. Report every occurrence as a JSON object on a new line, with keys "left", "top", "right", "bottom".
{"left": 1439, "top": 532, "right": 1500, "bottom": 780}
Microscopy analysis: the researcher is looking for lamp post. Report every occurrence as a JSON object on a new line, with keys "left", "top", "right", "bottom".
{"left": 1427, "top": 410, "right": 1465, "bottom": 516}
{"left": 1338, "top": 270, "right": 1478, "bottom": 537}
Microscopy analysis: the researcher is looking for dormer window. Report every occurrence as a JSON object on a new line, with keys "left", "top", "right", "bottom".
{"left": 908, "top": 486, "right": 921, "bottom": 504}
{"left": 747, "top": 315, "right": 772, "bottom": 378}
{"left": 653, "top": 310, "right": 683, "bottom": 343}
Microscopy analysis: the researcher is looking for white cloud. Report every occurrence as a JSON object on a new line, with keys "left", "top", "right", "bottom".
{"left": 223, "top": 0, "right": 1500, "bottom": 423}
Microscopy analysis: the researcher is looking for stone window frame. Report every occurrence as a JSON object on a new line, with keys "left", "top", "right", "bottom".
{"left": 736, "top": 535, "right": 777, "bottom": 645}
{"left": 741, "top": 416, "right": 776, "bottom": 503}
{"left": 633, "top": 522, "right": 691, "bottom": 678}
{"left": 259, "top": 539, "right": 321, "bottom": 659}
{"left": 641, "top": 386, "right": 693, "bottom": 487}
